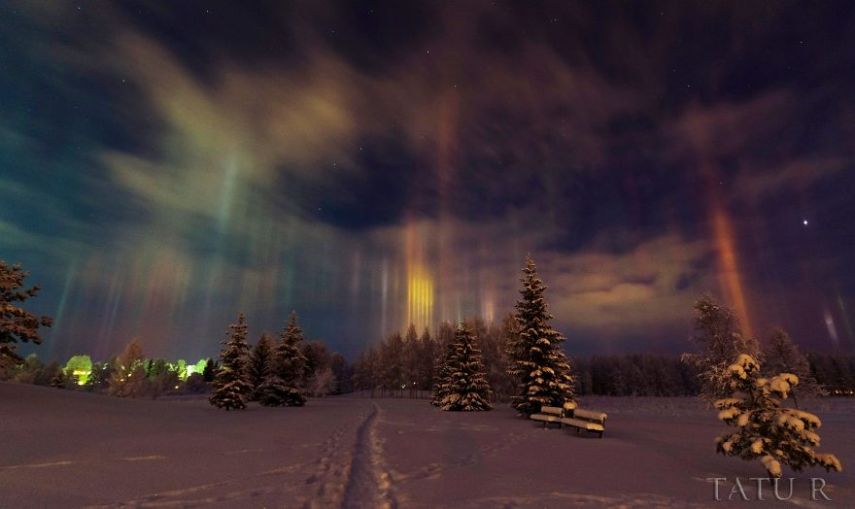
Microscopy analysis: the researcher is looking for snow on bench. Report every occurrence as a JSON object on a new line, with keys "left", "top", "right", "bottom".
{"left": 530, "top": 406, "right": 564, "bottom": 427}
{"left": 529, "top": 402, "right": 608, "bottom": 438}
{"left": 561, "top": 408, "right": 607, "bottom": 438}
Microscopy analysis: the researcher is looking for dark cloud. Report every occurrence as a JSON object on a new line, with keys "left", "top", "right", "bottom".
{"left": 296, "top": 135, "right": 436, "bottom": 229}
{"left": 2, "top": 1, "right": 855, "bottom": 360}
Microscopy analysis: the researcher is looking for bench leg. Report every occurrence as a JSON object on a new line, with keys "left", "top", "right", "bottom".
{"left": 598, "top": 431, "right": 604, "bottom": 439}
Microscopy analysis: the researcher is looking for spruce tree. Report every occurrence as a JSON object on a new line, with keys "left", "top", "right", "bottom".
{"left": 715, "top": 354, "right": 842, "bottom": 478}
{"left": 202, "top": 358, "right": 215, "bottom": 382}
{"left": 209, "top": 313, "right": 253, "bottom": 411}
{"left": 762, "top": 327, "right": 819, "bottom": 399}
{"left": 684, "top": 295, "right": 760, "bottom": 400}
{"left": 429, "top": 322, "right": 456, "bottom": 404}
{"left": 431, "top": 336, "right": 456, "bottom": 407}
{"left": 257, "top": 311, "right": 307, "bottom": 407}
{"left": 507, "top": 256, "right": 574, "bottom": 415}
{"left": 439, "top": 324, "right": 492, "bottom": 411}
{"left": 248, "top": 333, "right": 274, "bottom": 400}
{"left": 284, "top": 311, "right": 310, "bottom": 384}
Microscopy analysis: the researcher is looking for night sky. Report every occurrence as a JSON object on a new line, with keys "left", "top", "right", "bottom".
{"left": 3, "top": 1, "right": 855, "bottom": 362}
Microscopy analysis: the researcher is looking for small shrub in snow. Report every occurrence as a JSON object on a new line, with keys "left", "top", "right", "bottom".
{"left": 715, "top": 354, "right": 843, "bottom": 478}
{"left": 306, "top": 367, "right": 337, "bottom": 397}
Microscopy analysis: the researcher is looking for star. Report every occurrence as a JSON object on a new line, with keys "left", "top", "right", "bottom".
{"left": 802, "top": 219, "right": 809, "bottom": 226}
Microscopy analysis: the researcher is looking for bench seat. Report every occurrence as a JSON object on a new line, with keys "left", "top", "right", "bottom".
{"left": 530, "top": 413, "right": 562, "bottom": 423}
{"left": 529, "top": 404, "right": 608, "bottom": 437}
{"left": 530, "top": 405, "right": 564, "bottom": 427}
{"left": 560, "top": 417, "right": 605, "bottom": 432}
{"left": 572, "top": 408, "right": 607, "bottom": 424}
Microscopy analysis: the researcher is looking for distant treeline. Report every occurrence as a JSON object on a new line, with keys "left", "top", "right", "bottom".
{"left": 4, "top": 328, "right": 853, "bottom": 399}
{"left": 806, "top": 353, "right": 855, "bottom": 396}
{"left": 347, "top": 316, "right": 855, "bottom": 399}
{"left": 571, "top": 353, "right": 853, "bottom": 396}
{"left": 573, "top": 355, "right": 701, "bottom": 396}
{"left": 0, "top": 335, "right": 356, "bottom": 399}
{"left": 351, "top": 318, "right": 515, "bottom": 400}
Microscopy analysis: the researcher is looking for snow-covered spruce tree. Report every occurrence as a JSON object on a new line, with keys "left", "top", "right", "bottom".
{"left": 428, "top": 322, "right": 454, "bottom": 401}
{"left": 507, "top": 256, "right": 574, "bottom": 415}
{"left": 431, "top": 335, "right": 456, "bottom": 407}
{"left": 248, "top": 333, "right": 274, "bottom": 400}
{"left": 715, "top": 353, "right": 843, "bottom": 478}
{"left": 439, "top": 324, "right": 492, "bottom": 411}
{"left": 257, "top": 311, "right": 307, "bottom": 407}
{"left": 209, "top": 313, "right": 253, "bottom": 411}
{"left": 684, "top": 295, "right": 760, "bottom": 401}
{"left": 763, "top": 327, "right": 819, "bottom": 399}
{"left": 284, "top": 311, "right": 310, "bottom": 384}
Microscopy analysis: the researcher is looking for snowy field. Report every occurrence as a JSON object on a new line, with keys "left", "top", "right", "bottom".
{"left": 1, "top": 383, "right": 853, "bottom": 508}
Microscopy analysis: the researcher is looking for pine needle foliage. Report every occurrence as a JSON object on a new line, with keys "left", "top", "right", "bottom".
{"left": 715, "top": 354, "right": 843, "bottom": 478}
{"left": 209, "top": 313, "right": 253, "bottom": 411}
{"left": 257, "top": 311, "right": 308, "bottom": 407}
{"left": 437, "top": 324, "right": 492, "bottom": 412}
{"left": 507, "top": 256, "right": 574, "bottom": 415}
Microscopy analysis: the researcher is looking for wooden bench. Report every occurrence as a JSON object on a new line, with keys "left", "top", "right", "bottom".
{"left": 561, "top": 408, "right": 607, "bottom": 438}
{"left": 529, "top": 403, "right": 608, "bottom": 438}
{"left": 529, "top": 406, "right": 564, "bottom": 428}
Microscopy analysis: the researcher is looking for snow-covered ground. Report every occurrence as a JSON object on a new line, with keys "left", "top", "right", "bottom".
{"left": 1, "top": 383, "right": 852, "bottom": 508}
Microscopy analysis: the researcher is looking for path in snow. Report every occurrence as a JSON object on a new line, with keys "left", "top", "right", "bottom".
{"left": 340, "top": 401, "right": 377, "bottom": 507}
{"left": 341, "top": 401, "right": 396, "bottom": 509}
{"left": 2, "top": 383, "right": 853, "bottom": 508}
{"left": 0, "top": 383, "right": 374, "bottom": 508}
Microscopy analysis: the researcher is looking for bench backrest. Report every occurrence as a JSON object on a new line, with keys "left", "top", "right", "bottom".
{"left": 573, "top": 408, "right": 608, "bottom": 424}
{"left": 540, "top": 406, "right": 564, "bottom": 416}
